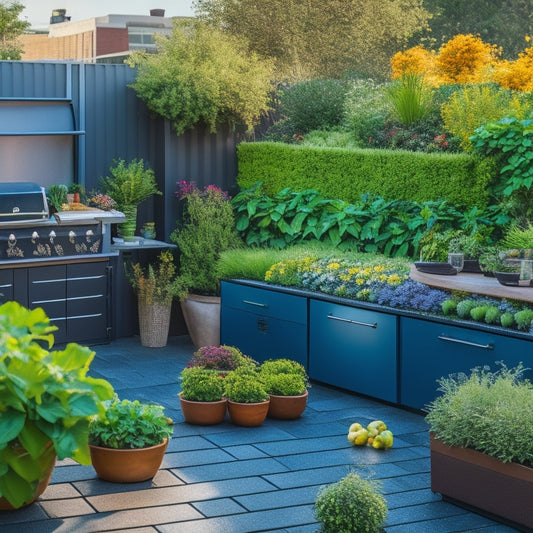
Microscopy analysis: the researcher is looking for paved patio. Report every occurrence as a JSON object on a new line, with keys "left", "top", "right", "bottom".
{"left": 0, "top": 335, "right": 521, "bottom": 533}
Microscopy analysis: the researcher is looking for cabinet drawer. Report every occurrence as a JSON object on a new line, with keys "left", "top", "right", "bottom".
{"left": 0, "top": 269, "right": 13, "bottom": 303}
{"left": 29, "top": 265, "right": 66, "bottom": 306}
{"left": 309, "top": 299, "right": 398, "bottom": 403}
{"left": 400, "top": 317, "right": 533, "bottom": 410}
{"left": 221, "top": 282, "right": 307, "bottom": 324}
{"left": 67, "top": 262, "right": 107, "bottom": 299}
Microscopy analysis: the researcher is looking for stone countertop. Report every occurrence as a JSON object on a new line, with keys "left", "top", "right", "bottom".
{"left": 410, "top": 265, "right": 533, "bottom": 303}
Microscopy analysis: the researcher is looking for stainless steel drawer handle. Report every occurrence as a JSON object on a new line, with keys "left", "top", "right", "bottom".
{"left": 242, "top": 300, "right": 268, "bottom": 308}
{"left": 327, "top": 313, "right": 377, "bottom": 328}
{"left": 438, "top": 335, "right": 494, "bottom": 350}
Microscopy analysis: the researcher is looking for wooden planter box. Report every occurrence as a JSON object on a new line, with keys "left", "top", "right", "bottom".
{"left": 430, "top": 435, "right": 533, "bottom": 531}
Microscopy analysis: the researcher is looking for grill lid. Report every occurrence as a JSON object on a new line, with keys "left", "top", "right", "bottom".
{"left": 0, "top": 182, "right": 49, "bottom": 223}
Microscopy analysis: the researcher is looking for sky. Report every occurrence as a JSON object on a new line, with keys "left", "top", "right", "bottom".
{"left": 21, "top": 1, "right": 195, "bottom": 30}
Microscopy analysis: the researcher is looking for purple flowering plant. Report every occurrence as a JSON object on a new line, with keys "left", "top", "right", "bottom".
{"left": 186, "top": 345, "right": 257, "bottom": 371}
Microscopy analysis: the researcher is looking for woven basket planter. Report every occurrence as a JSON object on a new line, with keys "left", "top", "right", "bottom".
{"left": 138, "top": 301, "right": 172, "bottom": 348}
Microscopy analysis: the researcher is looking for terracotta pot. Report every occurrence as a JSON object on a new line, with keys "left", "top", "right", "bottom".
{"left": 179, "top": 393, "right": 227, "bottom": 425}
{"left": 180, "top": 294, "right": 220, "bottom": 349}
{"left": 89, "top": 438, "right": 168, "bottom": 483}
{"left": 0, "top": 441, "right": 56, "bottom": 510}
{"left": 267, "top": 390, "right": 308, "bottom": 420}
{"left": 227, "top": 399, "right": 270, "bottom": 427}
{"left": 430, "top": 435, "right": 533, "bottom": 530}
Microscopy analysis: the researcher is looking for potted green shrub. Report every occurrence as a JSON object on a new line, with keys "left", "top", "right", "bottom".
{"left": 179, "top": 367, "right": 227, "bottom": 425}
{"left": 46, "top": 183, "right": 68, "bottom": 213}
{"left": 0, "top": 302, "right": 114, "bottom": 509}
{"left": 185, "top": 344, "right": 257, "bottom": 373}
{"left": 448, "top": 232, "right": 490, "bottom": 273}
{"left": 129, "top": 250, "right": 181, "bottom": 347}
{"left": 314, "top": 472, "right": 388, "bottom": 533}
{"left": 425, "top": 363, "right": 533, "bottom": 530}
{"left": 259, "top": 358, "right": 310, "bottom": 420}
{"left": 223, "top": 366, "right": 270, "bottom": 427}
{"left": 170, "top": 180, "right": 242, "bottom": 348}
{"left": 88, "top": 396, "right": 173, "bottom": 483}
{"left": 100, "top": 158, "right": 161, "bottom": 241}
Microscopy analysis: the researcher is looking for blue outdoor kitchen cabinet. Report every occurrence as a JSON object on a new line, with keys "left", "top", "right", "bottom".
{"left": 221, "top": 281, "right": 308, "bottom": 366}
{"left": 400, "top": 316, "right": 533, "bottom": 411}
{"left": 309, "top": 299, "right": 399, "bottom": 403}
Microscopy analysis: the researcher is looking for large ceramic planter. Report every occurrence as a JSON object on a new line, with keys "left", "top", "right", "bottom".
{"left": 0, "top": 441, "right": 56, "bottom": 510}
{"left": 227, "top": 400, "right": 270, "bottom": 427}
{"left": 138, "top": 301, "right": 172, "bottom": 348}
{"left": 89, "top": 438, "right": 168, "bottom": 483}
{"left": 430, "top": 435, "right": 533, "bottom": 530}
{"left": 180, "top": 294, "right": 220, "bottom": 349}
{"left": 267, "top": 390, "right": 308, "bottom": 420}
{"left": 179, "top": 393, "right": 227, "bottom": 425}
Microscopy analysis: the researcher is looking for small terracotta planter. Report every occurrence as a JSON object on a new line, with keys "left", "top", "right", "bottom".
{"left": 89, "top": 438, "right": 168, "bottom": 483}
{"left": 227, "top": 400, "right": 270, "bottom": 427}
{"left": 430, "top": 435, "right": 533, "bottom": 530}
{"left": 267, "top": 390, "right": 308, "bottom": 420}
{"left": 179, "top": 394, "right": 227, "bottom": 425}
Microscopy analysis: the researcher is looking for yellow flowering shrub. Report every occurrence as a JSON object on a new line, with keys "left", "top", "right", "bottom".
{"left": 493, "top": 45, "right": 533, "bottom": 92}
{"left": 390, "top": 46, "right": 439, "bottom": 86}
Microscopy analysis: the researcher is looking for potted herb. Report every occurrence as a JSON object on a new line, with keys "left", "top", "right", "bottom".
{"left": 0, "top": 302, "right": 114, "bottom": 509}
{"left": 179, "top": 367, "right": 227, "bottom": 425}
{"left": 223, "top": 366, "right": 270, "bottom": 427}
{"left": 425, "top": 363, "right": 533, "bottom": 530}
{"left": 259, "top": 358, "right": 310, "bottom": 420}
{"left": 129, "top": 250, "right": 181, "bottom": 347}
{"left": 185, "top": 344, "right": 257, "bottom": 373}
{"left": 100, "top": 158, "right": 161, "bottom": 241}
{"left": 314, "top": 472, "right": 388, "bottom": 533}
{"left": 46, "top": 184, "right": 68, "bottom": 213}
{"left": 170, "top": 180, "right": 242, "bottom": 348}
{"left": 88, "top": 396, "right": 173, "bottom": 483}
{"left": 448, "top": 233, "right": 490, "bottom": 273}
{"left": 67, "top": 183, "right": 86, "bottom": 204}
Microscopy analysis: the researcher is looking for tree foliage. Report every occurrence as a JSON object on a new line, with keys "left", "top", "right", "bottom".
{"left": 127, "top": 20, "right": 273, "bottom": 135}
{"left": 0, "top": 1, "right": 29, "bottom": 60}
{"left": 194, "top": 0, "right": 430, "bottom": 80}
{"left": 423, "top": 0, "right": 533, "bottom": 60}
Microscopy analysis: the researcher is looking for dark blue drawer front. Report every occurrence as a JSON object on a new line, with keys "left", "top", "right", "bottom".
{"left": 400, "top": 317, "right": 533, "bottom": 410}
{"left": 221, "top": 282, "right": 307, "bottom": 324}
{"left": 309, "top": 299, "right": 398, "bottom": 403}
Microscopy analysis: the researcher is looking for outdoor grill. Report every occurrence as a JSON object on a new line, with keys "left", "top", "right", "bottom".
{"left": 0, "top": 182, "right": 122, "bottom": 260}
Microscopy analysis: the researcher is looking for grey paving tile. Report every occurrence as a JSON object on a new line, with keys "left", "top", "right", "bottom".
{"left": 254, "top": 434, "right": 347, "bottom": 456}
{"left": 0, "top": 502, "right": 50, "bottom": 525}
{"left": 235, "top": 485, "right": 320, "bottom": 512}
{"left": 385, "top": 488, "right": 442, "bottom": 509}
{"left": 266, "top": 420, "right": 347, "bottom": 438}
{"left": 50, "top": 464, "right": 96, "bottom": 483}
{"left": 192, "top": 497, "right": 247, "bottom": 517}
{"left": 166, "top": 436, "right": 217, "bottom": 452}
{"left": 223, "top": 444, "right": 269, "bottom": 460}
{"left": 381, "top": 472, "right": 431, "bottom": 493}
{"left": 39, "top": 497, "right": 96, "bottom": 518}
{"left": 386, "top": 500, "right": 468, "bottom": 526}
{"left": 171, "top": 457, "right": 289, "bottom": 483}
{"left": 204, "top": 427, "right": 296, "bottom": 447}
{"left": 162, "top": 448, "right": 236, "bottom": 468}
{"left": 39, "top": 483, "right": 82, "bottom": 500}
{"left": 264, "top": 464, "right": 352, "bottom": 489}
{"left": 157, "top": 504, "right": 316, "bottom": 533}
{"left": 385, "top": 511, "right": 509, "bottom": 532}
{"left": 87, "top": 477, "right": 277, "bottom": 512}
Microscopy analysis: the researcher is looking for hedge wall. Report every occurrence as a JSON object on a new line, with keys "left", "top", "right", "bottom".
{"left": 236, "top": 142, "right": 499, "bottom": 209}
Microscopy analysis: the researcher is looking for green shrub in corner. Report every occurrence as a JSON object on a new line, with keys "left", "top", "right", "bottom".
{"left": 0, "top": 302, "right": 114, "bottom": 508}
{"left": 236, "top": 142, "right": 498, "bottom": 209}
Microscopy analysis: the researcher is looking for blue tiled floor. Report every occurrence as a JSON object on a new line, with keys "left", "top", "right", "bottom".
{"left": 0, "top": 336, "right": 523, "bottom": 532}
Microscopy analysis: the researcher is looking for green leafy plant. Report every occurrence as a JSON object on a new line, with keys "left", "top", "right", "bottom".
{"left": 314, "top": 472, "right": 387, "bottom": 533}
{"left": 127, "top": 20, "right": 273, "bottom": 135}
{"left": 502, "top": 223, "right": 533, "bottom": 251}
{"left": 129, "top": 250, "right": 181, "bottom": 306}
{"left": 387, "top": 73, "right": 433, "bottom": 126}
{"left": 223, "top": 366, "right": 269, "bottom": 403}
{"left": 88, "top": 396, "right": 173, "bottom": 449}
{"left": 170, "top": 181, "right": 242, "bottom": 297}
{"left": 448, "top": 232, "right": 491, "bottom": 259}
{"left": 46, "top": 184, "right": 68, "bottom": 211}
{"left": 425, "top": 364, "right": 533, "bottom": 466}
{"left": 471, "top": 116, "right": 533, "bottom": 222}
{"left": 259, "top": 358, "right": 309, "bottom": 396}
{"left": 0, "top": 302, "right": 114, "bottom": 508}
{"left": 67, "top": 183, "right": 86, "bottom": 202}
{"left": 99, "top": 158, "right": 161, "bottom": 210}
{"left": 180, "top": 367, "right": 225, "bottom": 402}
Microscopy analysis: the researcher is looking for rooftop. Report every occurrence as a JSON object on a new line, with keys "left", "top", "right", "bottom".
{"left": 0, "top": 336, "right": 520, "bottom": 532}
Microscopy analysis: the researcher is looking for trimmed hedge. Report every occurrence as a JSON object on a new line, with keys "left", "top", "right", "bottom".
{"left": 236, "top": 142, "right": 499, "bottom": 209}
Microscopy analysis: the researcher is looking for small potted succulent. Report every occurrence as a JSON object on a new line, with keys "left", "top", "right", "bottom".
{"left": 425, "top": 363, "right": 533, "bottom": 530}
{"left": 88, "top": 396, "right": 174, "bottom": 483}
{"left": 314, "top": 472, "right": 388, "bottom": 533}
{"left": 0, "top": 302, "right": 114, "bottom": 509}
{"left": 259, "top": 358, "right": 310, "bottom": 419}
{"left": 179, "top": 367, "right": 227, "bottom": 425}
{"left": 223, "top": 366, "right": 270, "bottom": 427}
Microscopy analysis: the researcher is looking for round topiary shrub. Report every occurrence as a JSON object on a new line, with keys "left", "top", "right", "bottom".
{"left": 314, "top": 472, "right": 387, "bottom": 533}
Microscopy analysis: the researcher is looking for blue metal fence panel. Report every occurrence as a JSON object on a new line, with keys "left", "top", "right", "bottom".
{"left": 0, "top": 61, "right": 69, "bottom": 98}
